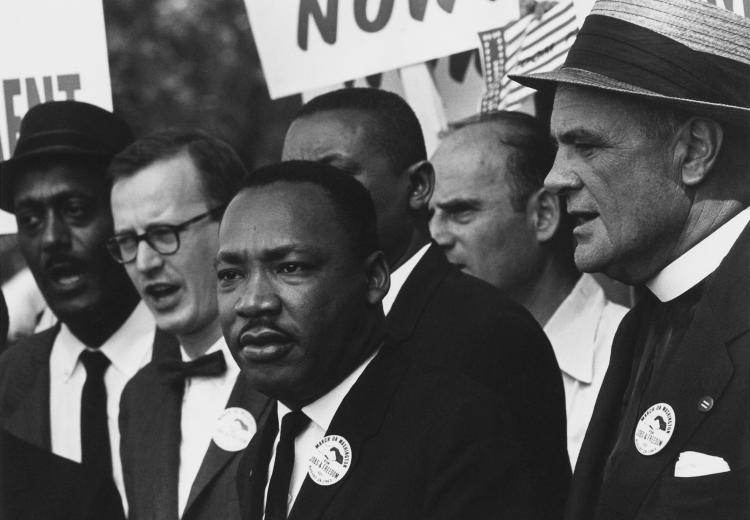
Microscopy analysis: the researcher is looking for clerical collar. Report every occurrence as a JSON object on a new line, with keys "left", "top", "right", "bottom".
{"left": 646, "top": 207, "right": 750, "bottom": 302}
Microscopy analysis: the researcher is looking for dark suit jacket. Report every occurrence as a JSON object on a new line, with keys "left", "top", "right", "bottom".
{"left": 238, "top": 343, "right": 533, "bottom": 520}
{"left": 0, "top": 428, "right": 125, "bottom": 520}
{"left": 0, "top": 324, "right": 176, "bottom": 449}
{"left": 566, "top": 224, "right": 750, "bottom": 520}
{"left": 119, "top": 352, "right": 273, "bottom": 520}
{"left": 387, "top": 244, "right": 570, "bottom": 518}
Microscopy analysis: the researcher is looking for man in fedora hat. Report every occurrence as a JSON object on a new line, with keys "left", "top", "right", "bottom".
{"left": 0, "top": 101, "right": 171, "bottom": 514}
{"left": 512, "top": 0, "right": 750, "bottom": 518}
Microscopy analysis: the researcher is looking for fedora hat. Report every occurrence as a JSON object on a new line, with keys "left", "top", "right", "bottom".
{"left": 0, "top": 100, "right": 134, "bottom": 213}
{"left": 510, "top": 0, "right": 750, "bottom": 127}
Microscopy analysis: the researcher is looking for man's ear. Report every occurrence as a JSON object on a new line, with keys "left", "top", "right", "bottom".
{"left": 673, "top": 117, "right": 723, "bottom": 187}
{"left": 527, "top": 188, "right": 561, "bottom": 243}
{"left": 405, "top": 160, "right": 434, "bottom": 212}
{"left": 364, "top": 250, "right": 390, "bottom": 305}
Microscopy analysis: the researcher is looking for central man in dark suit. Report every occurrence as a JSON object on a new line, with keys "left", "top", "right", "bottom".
{"left": 218, "top": 160, "right": 537, "bottom": 519}
{"left": 281, "top": 87, "right": 570, "bottom": 518}
{"left": 108, "top": 130, "right": 271, "bottom": 520}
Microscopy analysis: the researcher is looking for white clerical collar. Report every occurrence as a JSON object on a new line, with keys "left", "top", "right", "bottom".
{"left": 55, "top": 300, "right": 155, "bottom": 382}
{"left": 646, "top": 207, "right": 750, "bottom": 302}
{"left": 277, "top": 348, "right": 380, "bottom": 433}
{"left": 381, "top": 243, "right": 431, "bottom": 315}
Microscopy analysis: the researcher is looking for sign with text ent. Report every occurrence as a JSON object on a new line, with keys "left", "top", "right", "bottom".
{"left": 244, "top": 0, "right": 519, "bottom": 99}
{"left": 0, "top": 0, "right": 113, "bottom": 162}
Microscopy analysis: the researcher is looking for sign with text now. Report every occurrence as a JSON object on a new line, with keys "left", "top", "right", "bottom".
{"left": 244, "top": 0, "right": 519, "bottom": 99}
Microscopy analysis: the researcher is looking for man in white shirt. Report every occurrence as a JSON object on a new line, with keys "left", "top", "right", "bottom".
{"left": 512, "top": 0, "right": 750, "bottom": 518}
{"left": 0, "top": 101, "right": 157, "bottom": 519}
{"left": 109, "top": 130, "right": 271, "bottom": 520}
{"left": 430, "top": 111, "right": 628, "bottom": 468}
{"left": 282, "top": 88, "right": 570, "bottom": 519}
{"left": 218, "top": 160, "right": 534, "bottom": 519}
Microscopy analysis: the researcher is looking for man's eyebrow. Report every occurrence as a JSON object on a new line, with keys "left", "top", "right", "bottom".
{"left": 435, "top": 197, "right": 481, "bottom": 211}
{"left": 14, "top": 190, "right": 95, "bottom": 209}
{"left": 215, "top": 244, "right": 326, "bottom": 266}
{"left": 553, "top": 127, "right": 603, "bottom": 144}
{"left": 215, "top": 250, "right": 244, "bottom": 267}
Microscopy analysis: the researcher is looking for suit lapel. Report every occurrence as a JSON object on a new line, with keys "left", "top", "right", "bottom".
{"left": 183, "top": 375, "right": 272, "bottom": 514}
{"left": 289, "top": 344, "right": 408, "bottom": 520}
{"left": 387, "top": 243, "right": 451, "bottom": 343}
{"left": 596, "top": 226, "right": 750, "bottom": 519}
{"left": 4, "top": 325, "right": 58, "bottom": 449}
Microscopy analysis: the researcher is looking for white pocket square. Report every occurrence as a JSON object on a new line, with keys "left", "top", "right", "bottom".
{"left": 674, "top": 451, "right": 730, "bottom": 477}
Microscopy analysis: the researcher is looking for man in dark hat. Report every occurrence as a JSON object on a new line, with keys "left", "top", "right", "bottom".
{"left": 0, "top": 101, "right": 167, "bottom": 514}
{"left": 512, "top": 1, "right": 750, "bottom": 518}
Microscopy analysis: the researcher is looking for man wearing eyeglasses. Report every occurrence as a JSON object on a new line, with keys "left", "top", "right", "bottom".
{"left": 108, "top": 130, "right": 270, "bottom": 520}
{"left": 0, "top": 101, "right": 168, "bottom": 518}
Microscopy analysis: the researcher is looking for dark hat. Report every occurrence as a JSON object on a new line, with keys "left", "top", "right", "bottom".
{"left": 510, "top": 0, "right": 750, "bottom": 127}
{"left": 0, "top": 101, "right": 134, "bottom": 212}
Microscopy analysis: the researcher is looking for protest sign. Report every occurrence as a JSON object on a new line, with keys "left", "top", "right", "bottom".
{"left": 244, "top": 0, "right": 519, "bottom": 99}
{"left": 0, "top": 0, "right": 112, "bottom": 232}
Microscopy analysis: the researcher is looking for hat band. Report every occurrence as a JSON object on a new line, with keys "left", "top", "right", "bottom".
{"left": 13, "top": 130, "right": 115, "bottom": 159}
{"left": 564, "top": 15, "right": 750, "bottom": 110}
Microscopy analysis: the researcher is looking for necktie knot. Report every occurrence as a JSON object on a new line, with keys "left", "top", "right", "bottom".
{"left": 157, "top": 350, "right": 227, "bottom": 384}
{"left": 80, "top": 350, "right": 110, "bottom": 379}
{"left": 281, "top": 409, "right": 311, "bottom": 439}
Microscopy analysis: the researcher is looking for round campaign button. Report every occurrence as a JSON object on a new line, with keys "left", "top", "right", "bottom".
{"left": 633, "top": 403, "right": 675, "bottom": 456}
{"left": 213, "top": 407, "right": 256, "bottom": 452}
{"left": 307, "top": 435, "right": 352, "bottom": 486}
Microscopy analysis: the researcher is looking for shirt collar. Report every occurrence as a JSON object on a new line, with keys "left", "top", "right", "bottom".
{"left": 543, "top": 274, "right": 604, "bottom": 384}
{"left": 646, "top": 207, "right": 750, "bottom": 302}
{"left": 56, "top": 300, "right": 155, "bottom": 382}
{"left": 277, "top": 348, "right": 380, "bottom": 432}
{"left": 381, "top": 243, "right": 431, "bottom": 315}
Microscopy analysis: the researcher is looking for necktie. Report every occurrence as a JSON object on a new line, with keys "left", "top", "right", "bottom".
{"left": 265, "top": 410, "right": 311, "bottom": 520}
{"left": 80, "top": 350, "right": 112, "bottom": 476}
{"left": 157, "top": 350, "right": 227, "bottom": 385}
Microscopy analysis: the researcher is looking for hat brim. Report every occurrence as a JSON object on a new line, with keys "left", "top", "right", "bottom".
{"left": 0, "top": 147, "right": 111, "bottom": 214}
{"left": 510, "top": 67, "right": 750, "bottom": 128}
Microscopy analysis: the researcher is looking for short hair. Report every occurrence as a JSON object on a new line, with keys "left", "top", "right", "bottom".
{"left": 108, "top": 129, "right": 247, "bottom": 211}
{"left": 295, "top": 88, "right": 427, "bottom": 173}
{"left": 240, "top": 160, "right": 380, "bottom": 259}
{"left": 449, "top": 111, "right": 555, "bottom": 212}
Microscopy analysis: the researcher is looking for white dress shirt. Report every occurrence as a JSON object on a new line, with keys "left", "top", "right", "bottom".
{"left": 49, "top": 300, "right": 155, "bottom": 511}
{"left": 646, "top": 207, "right": 750, "bottom": 302}
{"left": 544, "top": 274, "right": 628, "bottom": 469}
{"left": 263, "top": 349, "right": 379, "bottom": 517}
{"left": 381, "top": 243, "right": 431, "bottom": 315}
{"left": 178, "top": 336, "right": 240, "bottom": 517}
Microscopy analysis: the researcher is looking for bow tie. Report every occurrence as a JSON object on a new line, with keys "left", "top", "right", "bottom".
{"left": 158, "top": 350, "right": 227, "bottom": 384}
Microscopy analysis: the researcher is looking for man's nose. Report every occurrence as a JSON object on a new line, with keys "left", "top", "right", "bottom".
{"left": 134, "top": 239, "right": 164, "bottom": 274}
{"left": 429, "top": 211, "right": 455, "bottom": 250}
{"left": 234, "top": 270, "right": 281, "bottom": 317}
{"left": 544, "top": 152, "right": 583, "bottom": 196}
{"left": 40, "top": 210, "right": 72, "bottom": 251}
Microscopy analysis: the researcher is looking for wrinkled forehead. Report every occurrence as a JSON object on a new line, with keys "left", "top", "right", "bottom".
{"left": 13, "top": 160, "right": 108, "bottom": 206}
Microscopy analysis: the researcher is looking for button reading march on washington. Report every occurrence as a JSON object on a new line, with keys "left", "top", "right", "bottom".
{"left": 307, "top": 435, "right": 352, "bottom": 486}
{"left": 213, "top": 407, "right": 256, "bottom": 452}
{"left": 634, "top": 403, "right": 675, "bottom": 456}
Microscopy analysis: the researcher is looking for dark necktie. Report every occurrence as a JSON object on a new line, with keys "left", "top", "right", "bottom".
{"left": 157, "top": 350, "right": 227, "bottom": 385}
{"left": 265, "top": 410, "right": 311, "bottom": 520}
{"left": 79, "top": 350, "right": 112, "bottom": 476}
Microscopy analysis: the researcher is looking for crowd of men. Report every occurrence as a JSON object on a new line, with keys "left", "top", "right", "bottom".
{"left": 0, "top": 0, "right": 749, "bottom": 518}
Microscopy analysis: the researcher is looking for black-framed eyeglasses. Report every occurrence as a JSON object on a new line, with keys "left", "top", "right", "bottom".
{"left": 106, "top": 206, "right": 225, "bottom": 264}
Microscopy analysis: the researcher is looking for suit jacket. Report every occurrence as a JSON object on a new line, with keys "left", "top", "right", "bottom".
{"left": 238, "top": 343, "right": 533, "bottom": 520}
{"left": 0, "top": 428, "right": 125, "bottom": 520}
{"left": 0, "top": 324, "right": 176, "bottom": 450}
{"left": 567, "top": 224, "right": 750, "bottom": 520}
{"left": 387, "top": 244, "right": 570, "bottom": 518}
{"left": 119, "top": 353, "right": 273, "bottom": 520}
